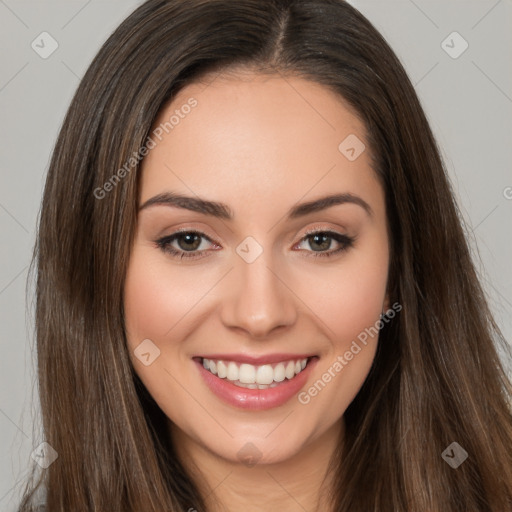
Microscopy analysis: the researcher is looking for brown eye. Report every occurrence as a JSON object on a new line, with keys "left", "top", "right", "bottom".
{"left": 296, "top": 230, "right": 355, "bottom": 259}
{"left": 155, "top": 231, "right": 217, "bottom": 260}
{"left": 174, "top": 232, "right": 202, "bottom": 251}
{"left": 307, "top": 233, "right": 332, "bottom": 251}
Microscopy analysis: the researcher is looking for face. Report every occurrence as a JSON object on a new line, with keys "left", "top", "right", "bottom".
{"left": 124, "top": 71, "right": 390, "bottom": 466}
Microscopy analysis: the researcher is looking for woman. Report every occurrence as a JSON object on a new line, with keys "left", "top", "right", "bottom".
{"left": 18, "top": 0, "right": 512, "bottom": 510}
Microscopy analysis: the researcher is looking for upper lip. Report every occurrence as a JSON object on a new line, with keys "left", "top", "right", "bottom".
{"left": 195, "top": 353, "right": 316, "bottom": 365}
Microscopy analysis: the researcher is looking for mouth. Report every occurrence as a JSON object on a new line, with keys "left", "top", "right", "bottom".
{"left": 193, "top": 355, "right": 319, "bottom": 410}
{"left": 197, "top": 356, "right": 312, "bottom": 389}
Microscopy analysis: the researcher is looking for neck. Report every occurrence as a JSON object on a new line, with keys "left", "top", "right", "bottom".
{"left": 168, "top": 419, "right": 344, "bottom": 512}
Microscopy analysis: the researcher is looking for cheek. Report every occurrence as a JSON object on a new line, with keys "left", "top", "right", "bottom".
{"left": 293, "top": 238, "right": 388, "bottom": 411}
{"left": 123, "top": 247, "right": 206, "bottom": 343}
{"left": 294, "top": 239, "right": 389, "bottom": 350}
{"left": 296, "top": 265, "right": 386, "bottom": 415}
{"left": 123, "top": 247, "right": 201, "bottom": 417}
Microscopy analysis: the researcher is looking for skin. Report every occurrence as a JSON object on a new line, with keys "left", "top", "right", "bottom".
{"left": 124, "top": 70, "right": 390, "bottom": 512}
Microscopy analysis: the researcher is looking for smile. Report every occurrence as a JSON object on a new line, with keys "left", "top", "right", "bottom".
{"left": 194, "top": 355, "right": 318, "bottom": 410}
{"left": 201, "top": 357, "right": 309, "bottom": 389}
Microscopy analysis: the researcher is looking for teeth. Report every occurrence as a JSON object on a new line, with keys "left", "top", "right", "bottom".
{"left": 274, "top": 363, "right": 285, "bottom": 382}
{"left": 201, "top": 357, "right": 309, "bottom": 386}
{"left": 217, "top": 360, "right": 227, "bottom": 378}
{"left": 239, "top": 363, "right": 256, "bottom": 384}
{"left": 285, "top": 361, "right": 295, "bottom": 379}
{"left": 227, "top": 362, "right": 238, "bottom": 381}
{"left": 256, "top": 364, "right": 274, "bottom": 385}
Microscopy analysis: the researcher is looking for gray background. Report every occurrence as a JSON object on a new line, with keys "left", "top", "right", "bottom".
{"left": 0, "top": 1, "right": 511, "bottom": 509}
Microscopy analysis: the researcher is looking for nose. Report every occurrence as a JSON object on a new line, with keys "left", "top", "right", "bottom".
{"left": 219, "top": 252, "right": 298, "bottom": 339}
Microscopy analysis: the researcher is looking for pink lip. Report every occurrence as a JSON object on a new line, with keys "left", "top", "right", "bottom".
{"left": 195, "top": 353, "right": 314, "bottom": 365}
{"left": 194, "top": 356, "right": 318, "bottom": 411}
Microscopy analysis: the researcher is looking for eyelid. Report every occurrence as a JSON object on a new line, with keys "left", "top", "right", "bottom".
{"left": 157, "top": 224, "right": 219, "bottom": 243}
{"left": 158, "top": 223, "right": 349, "bottom": 246}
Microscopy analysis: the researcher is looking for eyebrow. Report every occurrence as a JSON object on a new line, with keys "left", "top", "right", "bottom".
{"left": 139, "top": 191, "right": 373, "bottom": 219}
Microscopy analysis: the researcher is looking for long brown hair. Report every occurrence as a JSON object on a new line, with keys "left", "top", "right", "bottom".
{"left": 19, "top": 0, "right": 512, "bottom": 510}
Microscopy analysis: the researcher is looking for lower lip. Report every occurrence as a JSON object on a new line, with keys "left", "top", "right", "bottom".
{"left": 195, "top": 357, "right": 318, "bottom": 410}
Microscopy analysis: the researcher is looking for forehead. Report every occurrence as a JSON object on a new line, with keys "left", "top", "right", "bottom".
{"left": 139, "top": 71, "right": 382, "bottom": 218}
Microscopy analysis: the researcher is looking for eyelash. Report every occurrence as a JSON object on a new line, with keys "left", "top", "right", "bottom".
{"left": 155, "top": 227, "right": 355, "bottom": 261}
